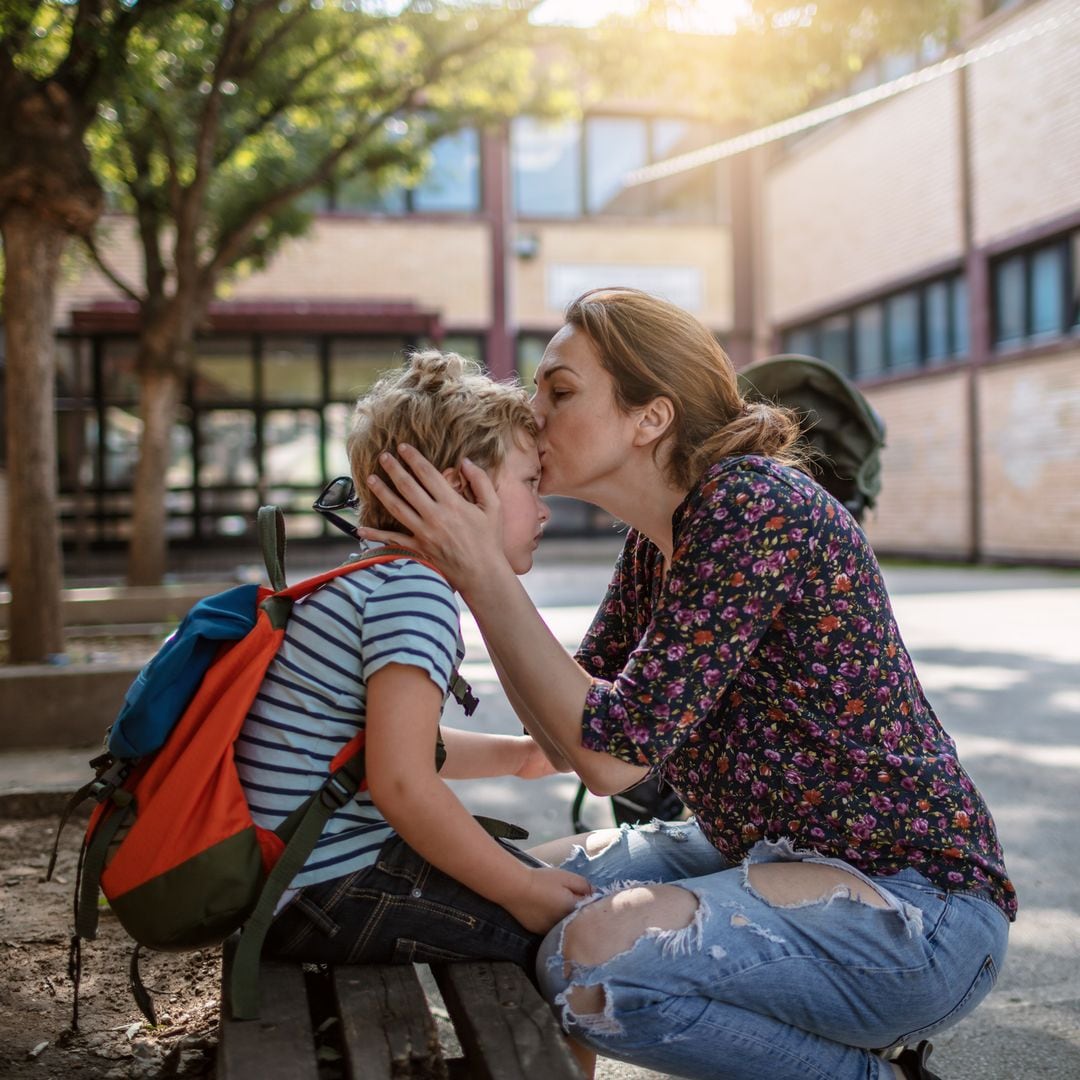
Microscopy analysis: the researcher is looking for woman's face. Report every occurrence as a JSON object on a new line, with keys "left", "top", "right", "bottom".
{"left": 531, "top": 325, "right": 640, "bottom": 500}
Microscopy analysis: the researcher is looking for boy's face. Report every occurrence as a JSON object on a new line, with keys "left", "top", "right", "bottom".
{"left": 493, "top": 436, "right": 550, "bottom": 575}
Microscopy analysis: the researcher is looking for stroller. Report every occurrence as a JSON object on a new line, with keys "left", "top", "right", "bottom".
{"left": 570, "top": 354, "right": 887, "bottom": 833}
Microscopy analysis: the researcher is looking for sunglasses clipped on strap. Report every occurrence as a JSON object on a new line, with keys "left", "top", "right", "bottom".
{"left": 313, "top": 475, "right": 360, "bottom": 539}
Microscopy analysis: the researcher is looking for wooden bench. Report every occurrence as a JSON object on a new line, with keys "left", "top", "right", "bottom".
{"left": 217, "top": 946, "right": 583, "bottom": 1079}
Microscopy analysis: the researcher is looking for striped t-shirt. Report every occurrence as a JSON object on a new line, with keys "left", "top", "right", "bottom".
{"left": 236, "top": 557, "right": 464, "bottom": 890}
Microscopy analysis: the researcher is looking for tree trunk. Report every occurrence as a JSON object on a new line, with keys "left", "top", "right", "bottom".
{"left": 126, "top": 362, "right": 182, "bottom": 586}
{"left": 2, "top": 209, "right": 67, "bottom": 661}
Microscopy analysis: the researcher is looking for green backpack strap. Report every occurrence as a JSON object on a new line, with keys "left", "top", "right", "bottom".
{"left": 228, "top": 750, "right": 367, "bottom": 1020}
{"left": 257, "top": 505, "right": 287, "bottom": 593}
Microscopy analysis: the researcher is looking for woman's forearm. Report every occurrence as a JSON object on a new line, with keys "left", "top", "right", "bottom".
{"left": 463, "top": 563, "right": 648, "bottom": 795}
{"left": 479, "top": 627, "right": 573, "bottom": 772}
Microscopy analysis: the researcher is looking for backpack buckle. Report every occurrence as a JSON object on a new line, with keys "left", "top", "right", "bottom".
{"left": 320, "top": 775, "right": 354, "bottom": 809}
{"left": 89, "top": 758, "right": 132, "bottom": 801}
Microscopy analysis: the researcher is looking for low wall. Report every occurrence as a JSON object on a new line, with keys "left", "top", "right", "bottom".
{"left": 0, "top": 662, "right": 140, "bottom": 749}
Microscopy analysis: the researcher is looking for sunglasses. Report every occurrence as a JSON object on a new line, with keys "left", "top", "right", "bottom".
{"left": 313, "top": 476, "right": 360, "bottom": 540}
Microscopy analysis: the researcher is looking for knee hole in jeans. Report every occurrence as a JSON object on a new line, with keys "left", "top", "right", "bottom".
{"left": 562, "top": 884, "right": 700, "bottom": 972}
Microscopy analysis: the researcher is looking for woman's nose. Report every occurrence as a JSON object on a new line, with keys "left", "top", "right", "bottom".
{"left": 530, "top": 395, "right": 546, "bottom": 429}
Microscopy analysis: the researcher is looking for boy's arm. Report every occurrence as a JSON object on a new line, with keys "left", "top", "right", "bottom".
{"left": 438, "top": 727, "right": 569, "bottom": 780}
{"left": 364, "top": 663, "right": 590, "bottom": 933}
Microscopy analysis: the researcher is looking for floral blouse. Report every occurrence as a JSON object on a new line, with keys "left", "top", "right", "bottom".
{"left": 578, "top": 456, "right": 1017, "bottom": 920}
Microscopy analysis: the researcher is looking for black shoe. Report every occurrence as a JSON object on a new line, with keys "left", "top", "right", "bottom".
{"left": 893, "top": 1041, "right": 945, "bottom": 1080}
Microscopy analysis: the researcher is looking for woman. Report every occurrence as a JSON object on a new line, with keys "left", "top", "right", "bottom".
{"left": 359, "top": 289, "right": 1015, "bottom": 1080}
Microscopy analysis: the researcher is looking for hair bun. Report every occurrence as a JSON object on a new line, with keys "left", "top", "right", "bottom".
{"left": 401, "top": 349, "right": 478, "bottom": 393}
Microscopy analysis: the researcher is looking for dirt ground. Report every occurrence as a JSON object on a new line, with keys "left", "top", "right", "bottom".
{"left": 0, "top": 816, "right": 219, "bottom": 1079}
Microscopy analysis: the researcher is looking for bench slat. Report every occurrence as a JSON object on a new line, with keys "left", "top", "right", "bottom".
{"left": 333, "top": 963, "right": 444, "bottom": 1079}
{"left": 434, "top": 961, "right": 581, "bottom": 1080}
{"left": 218, "top": 943, "right": 318, "bottom": 1080}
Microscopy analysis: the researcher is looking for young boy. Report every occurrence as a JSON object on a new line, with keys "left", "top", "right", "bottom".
{"left": 237, "top": 351, "right": 590, "bottom": 968}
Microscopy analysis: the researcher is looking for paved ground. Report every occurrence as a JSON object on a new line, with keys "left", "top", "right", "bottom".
{"left": 2, "top": 541, "right": 1079, "bottom": 1078}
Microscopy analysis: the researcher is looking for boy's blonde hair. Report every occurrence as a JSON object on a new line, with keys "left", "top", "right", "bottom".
{"left": 348, "top": 350, "right": 537, "bottom": 532}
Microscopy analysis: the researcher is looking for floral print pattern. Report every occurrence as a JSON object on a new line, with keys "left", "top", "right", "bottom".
{"left": 578, "top": 456, "right": 1017, "bottom": 920}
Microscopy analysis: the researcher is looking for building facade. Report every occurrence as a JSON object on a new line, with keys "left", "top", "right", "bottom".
{"left": 12, "top": 0, "right": 1079, "bottom": 565}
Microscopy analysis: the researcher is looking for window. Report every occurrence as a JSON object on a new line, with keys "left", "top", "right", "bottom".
{"left": 194, "top": 338, "right": 255, "bottom": 403}
{"left": 854, "top": 304, "right": 885, "bottom": 380}
{"left": 992, "top": 232, "right": 1077, "bottom": 348}
{"left": 511, "top": 117, "right": 583, "bottom": 217}
{"left": 780, "top": 273, "right": 968, "bottom": 382}
{"left": 64, "top": 329, "right": 506, "bottom": 545}
{"left": 516, "top": 334, "right": 549, "bottom": 387}
{"left": 512, "top": 115, "right": 722, "bottom": 221}
{"left": 885, "top": 291, "right": 920, "bottom": 371}
{"left": 819, "top": 314, "right": 852, "bottom": 377}
{"left": 323, "top": 126, "right": 480, "bottom": 215}
{"left": 587, "top": 117, "right": 649, "bottom": 215}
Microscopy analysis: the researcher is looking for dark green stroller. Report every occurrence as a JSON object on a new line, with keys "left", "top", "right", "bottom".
{"left": 570, "top": 354, "right": 887, "bottom": 833}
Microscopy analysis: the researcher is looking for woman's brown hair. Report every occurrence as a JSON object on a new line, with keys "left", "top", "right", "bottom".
{"left": 564, "top": 288, "right": 803, "bottom": 489}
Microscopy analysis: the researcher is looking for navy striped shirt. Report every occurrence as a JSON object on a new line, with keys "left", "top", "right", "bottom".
{"left": 237, "top": 557, "right": 464, "bottom": 889}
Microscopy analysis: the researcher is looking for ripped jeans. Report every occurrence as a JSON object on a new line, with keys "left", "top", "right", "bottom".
{"left": 537, "top": 821, "right": 1009, "bottom": 1080}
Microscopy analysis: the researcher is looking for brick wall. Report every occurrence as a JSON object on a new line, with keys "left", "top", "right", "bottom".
{"left": 978, "top": 349, "right": 1080, "bottom": 560}
{"left": 54, "top": 216, "right": 493, "bottom": 328}
{"left": 862, "top": 371, "right": 972, "bottom": 557}
{"left": 763, "top": 75, "right": 963, "bottom": 325}
{"left": 971, "top": 0, "right": 1080, "bottom": 247}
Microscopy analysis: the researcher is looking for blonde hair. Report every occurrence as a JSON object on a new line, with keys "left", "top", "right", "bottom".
{"left": 565, "top": 288, "right": 804, "bottom": 488}
{"left": 348, "top": 350, "right": 536, "bottom": 531}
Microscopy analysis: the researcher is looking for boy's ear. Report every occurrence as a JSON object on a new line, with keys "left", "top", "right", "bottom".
{"left": 632, "top": 395, "right": 675, "bottom": 448}
{"left": 442, "top": 466, "right": 477, "bottom": 503}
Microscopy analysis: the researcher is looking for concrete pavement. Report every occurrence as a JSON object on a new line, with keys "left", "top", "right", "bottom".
{"left": 2, "top": 544, "right": 1078, "bottom": 1078}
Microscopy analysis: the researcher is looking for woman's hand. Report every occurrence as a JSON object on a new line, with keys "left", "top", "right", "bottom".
{"left": 502, "top": 866, "right": 592, "bottom": 934}
{"left": 512, "top": 735, "right": 568, "bottom": 779}
{"left": 358, "top": 444, "right": 507, "bottom": 594}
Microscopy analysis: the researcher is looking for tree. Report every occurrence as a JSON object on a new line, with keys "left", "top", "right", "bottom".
{"left": 0, "top": 0, "right": 176, "bottom": 661}
{"left": 85, "top": 0, "right": 560, "bottom": 586}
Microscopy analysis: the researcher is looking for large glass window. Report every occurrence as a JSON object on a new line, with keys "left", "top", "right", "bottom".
{"left": 854, "top": 304, "right": 885, "bottom": 379}
{"left": 819, "top": 314, "right": 852, "bottom": 377}
{"left": 781, "top": 272, "right": 968, "bottom": 382}
{"left": 511, "top": 117, "right": 583, "bottom": 218}
{"left": 885, "top": 291, "right": 920, "bottom": 371}
{"left": 263, "top": 409, "right": 322, "bottom": 487}
{"left": 1031, "top": 244, "right": 1066, "bottom": 338}
{"left": 513, "top": 114, "right": 720, "bottom": 221}
{"left": 263, "top": 337, "right": 321, "bottom": 403}
{"left": 586, "top": 117, "right": 649, "bottom": 216}
{"left": 412, "top": 127, "right": 481, "bottom": 213}
{"left": 992, "top": 231, "right": 1080, "bottom": 348}
{"left": 101, "top": 339, "right": 140, "bottom": 401}
{"left": 329, "top": 338, "right": 405, "bottom": 401}
{"left": 924, "top": 280, "right": 951, "bottom": 364}
{"left": 194, "top": 338, "right": 255, "bottom": 402}
{"left": 198, "top": 410, "right": 257, "bottom": 487}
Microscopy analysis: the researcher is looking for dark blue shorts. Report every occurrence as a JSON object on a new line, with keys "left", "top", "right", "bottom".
{"left": 264, "top": 833, "right": 543, "bottom": 969}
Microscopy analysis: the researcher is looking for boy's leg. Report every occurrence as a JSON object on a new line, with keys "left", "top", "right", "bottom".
{"left": 265, "top": 834, "right": 541, "bottom": 969}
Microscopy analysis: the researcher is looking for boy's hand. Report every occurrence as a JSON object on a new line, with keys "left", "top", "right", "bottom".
{"left": 504, "top": 867, "right": 593, "bottom": 935}
{"left": 513, "top": 735, "right": 565, "bottom": 779}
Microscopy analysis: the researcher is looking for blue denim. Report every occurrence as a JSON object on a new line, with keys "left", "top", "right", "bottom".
{"left": 265, "top": 833, "right": 542, "bottom": 969}
{"left": 537, "top": 820, "right": 1009, "bottom": 1080}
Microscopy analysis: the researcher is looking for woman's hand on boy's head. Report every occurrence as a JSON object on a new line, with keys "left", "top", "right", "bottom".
{"left": 358, "top": 444, "right": 507, "bottom": 589}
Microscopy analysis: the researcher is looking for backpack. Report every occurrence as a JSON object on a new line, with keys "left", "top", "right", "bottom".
{"left": 738, "top": 354, "right": 887, "bottom": 522}
{"left": 49, "top": 507, "right": 478, "bottom": 1026}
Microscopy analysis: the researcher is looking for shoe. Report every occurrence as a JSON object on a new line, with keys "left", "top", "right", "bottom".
{"left": 892, "top": 1041, "right": 945, "bottom": 1080}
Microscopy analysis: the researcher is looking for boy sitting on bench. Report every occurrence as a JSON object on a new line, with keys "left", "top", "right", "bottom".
{"left": 238, "top": 351, "right": 590, "bottom": 970}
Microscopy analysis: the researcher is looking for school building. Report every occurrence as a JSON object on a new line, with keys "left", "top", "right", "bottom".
{"left": 7, "top": 0, "right": 1079, "bottom": 568}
